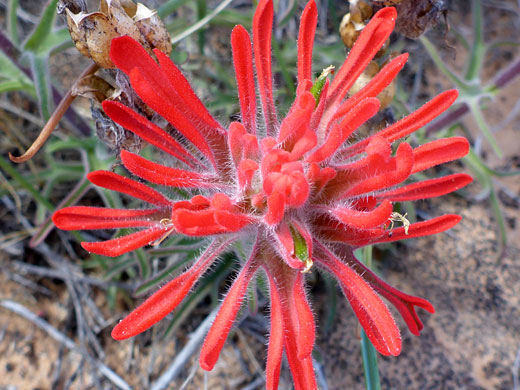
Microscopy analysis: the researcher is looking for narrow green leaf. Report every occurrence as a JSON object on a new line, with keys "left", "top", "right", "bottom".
{"left": 278, "top": 0, "right": 297, "bottom": 28}
{"left": 8, "top": 0, "right": 20, "bottom": 46}
{"left": 361, "top": 330, "right": 382, "bottom": 390}
{"left": 420, "top": 36, "right": 473, "bottom": 93}
{"left": 29, "top": 53, "right": 52, "bottom": 121}
{"left": 23, "top": 0, "right": 59, "bottom": 53}
{"left": 465, "top": 0, "right": 485, "bottom": 81}
{"left": 488, "top": 187, "right": 507, "bottom": 248}
{"left": 196, "top": 0, "right": 207, "bottom": 54}
{"left": 37, "top": 28, "right": 75, "bottom": 55}
{"left": 135, "top": 249, "right": 151, "bottom": 280}
{"left": 0, "top": 80, "right": 30, "bottom": 93}
{"left": 0, "top": 51, "right": 34, "bottom": 92}
{"left": 357, "top": 245, "right": 382, "bottom": 390}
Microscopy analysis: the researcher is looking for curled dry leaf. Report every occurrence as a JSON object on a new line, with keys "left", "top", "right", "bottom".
{"left": 62, "top": 0, "right": 171, "bottom": 68}
{"left": 72, "top": 74, "right": 115, "bottom": 103}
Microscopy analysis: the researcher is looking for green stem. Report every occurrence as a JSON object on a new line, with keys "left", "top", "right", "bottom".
{"left": 8, "top": 0, "right": 19, "bottom": 46}
{"left": 469, "top": 100, "right": 502, "bottom": 158}
{"left": 465, "top": 0, "right": 485, "bottom": 81}
{"left": 359, "top": 245, "right": 381, "bottom": 390}
{"left": 361, "top": 330, "right": 382, "bottom": 390}
{"left": 420, "top": 36, "right": 472, "bottom": 92}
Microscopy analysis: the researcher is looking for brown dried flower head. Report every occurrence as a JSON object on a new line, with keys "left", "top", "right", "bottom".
{"left": 60, "top": 0, "right": 171, "bottom": 68}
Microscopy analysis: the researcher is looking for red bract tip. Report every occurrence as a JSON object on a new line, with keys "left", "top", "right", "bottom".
{"left": 51, "top": 1, "right": 471, "bottom": 387}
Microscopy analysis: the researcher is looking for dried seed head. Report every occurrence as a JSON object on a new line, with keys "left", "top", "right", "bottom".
{"left": 63, "top": 0, "right": 171, "bottom": 68}
{"left": 339, "top": 14, "right": 361, "bottom": 48}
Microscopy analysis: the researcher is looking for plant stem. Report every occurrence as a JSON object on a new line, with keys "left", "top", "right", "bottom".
{"left": 360, "top": 245, "right": 381, "bottom": 390}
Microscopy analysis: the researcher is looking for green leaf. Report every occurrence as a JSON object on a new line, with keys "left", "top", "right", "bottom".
{"left": 310, "top": 66, "right": 335, "bottom": 107}
{"left": 135, "top": 249, "right": 151, "bottom": 280}
{"left": 28, "top": 53, "right": 52, "bottom": 121}
{"left": 357, "top": 245, "right": 382, "bottom": 390}
{"left": 420, "top": 36, "right": 473, "bottom": 93}
{"left": 361, "top": 330, "right": 382, "bottom": 390}
{"left": 37, "top": 27, "right": 75, "bottom": 55}
{"left": 0, "top": 80, "right": 31, "bottom": 93}
{"left": 465, "top": 0, "right": 486, "bottom": 81}
{"left": 196, "top": 0, "right": 207, "bottom": 54}
{"left": 289, "top": 225, "right": 308, "bottom": 263}
{"left": 23, "top": 0, "right": 59, "bottom": 54}
{"left": 0, "top": 52, "right": 34, "bottom": 94}
{"left": 8, "top": 0, "right": 20, "bottom": 46}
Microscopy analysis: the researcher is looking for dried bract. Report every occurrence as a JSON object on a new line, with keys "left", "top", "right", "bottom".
{"left": 61, "top": 0, "right": 171, "bottom": 68}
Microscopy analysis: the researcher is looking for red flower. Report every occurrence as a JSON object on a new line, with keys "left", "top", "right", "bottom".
{"left": 53, "top": 1, "right": 472, "bottom": 388}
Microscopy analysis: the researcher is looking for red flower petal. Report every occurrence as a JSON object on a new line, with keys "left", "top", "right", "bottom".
{"left": 369, "top": 214, "right": 462, "bottom": 245}
{"left": 340, "top": 250, "right": 435, "bottom": 336}
{"left": 316, "top": 243, "right": 402, "bottom": 356}
{"left": 120, "top": 150, "right": 216, "bottom": 188}
{"left": 265, "top": 191, "right": 285, "bottom": 225}
{"left": 82, "top": 225, "right": 172, "bottom": 257}
{"left": 87, "top": 170, "right": 171, "bottom": 206}
{"left": 112, "top": 238, "right": 232, "bottom": 339}
{"left": 110, "top": 36, "right": 217, "bottom": 167}
{"left": 297, "top": 0, "right": 317, "bottom": 84}
{"left": 307, "top": 97, "right": 380, "bottom": 163}
{"left": 228, "top": 122, "right": 259, "bottom": 166}
{"left": 102, "top": 100, "right": 201, "bottom": 169}
{"left": 52, "top": 206, "right": 162, "bottom": 230}
{"left": 411, "top": 137, "right": 470, "bottom": 174}
{"left": 331, "top": 199, "right": 393, "bottom": 229}
{"left": 265, "top": 260, "right": 318, "bottom": 389}
{"left": 153, "top": 49, "right": 222, "bottom": 134}
{"left": 342, "top": 89, "right": 458, "bottom": 159}
{"left": 172, "top": 199, "right": 252, "bottom": 237}
{"left": 253, "top": 0, "right": 278, "bottom": 133}
{"left": 343, "top": 142, "right": 413, "bottom": 197}
{"left": 200, "top": 248, "right": 260, "bottom": 371}
{"left": 327, "top": 7, "right": 397, "bottom": 107}
{"left": 377, "top": 173, "right": 473, "bottom": 202}
{"left": 265, "top": 268, "right": 284, "bottom": 390}
{"left": 330, "top": 53, "right": 408, "bottom": 124}
{"left": 231, "top": 25, "right": 257, "bottom": 134}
